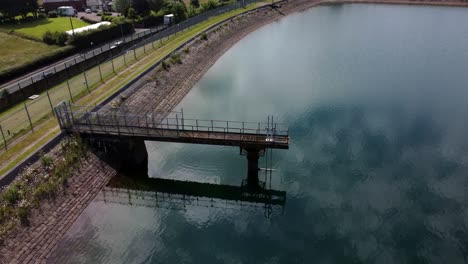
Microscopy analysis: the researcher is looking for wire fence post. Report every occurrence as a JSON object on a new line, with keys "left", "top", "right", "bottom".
{"left": 46, "top": 90, "right": 54, "bottom": 116}
{"left": 18, "top": 85, "right": 33, "bottom": 132}
{"left": 93, "top": 50, "right": 104, "bottom": 82}
{"left": 0, "top": 125, "right": 7, "bottom": 150}
{"left": 83, "top": 70, "right": 90, "bottom": 93}
{"left": 22, "top": 97, "right": 34, "bottom": 132}
{"left": 64, "top": 63, "right": 74, "bottom": 102}
{"left": 133, "top": 48, "right": 137, "bottom": 60}
{"left": 109, "top": 47, "right": 116, "bottom": 73}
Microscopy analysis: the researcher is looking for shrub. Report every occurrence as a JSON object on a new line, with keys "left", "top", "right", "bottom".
{"left": 40, "top": 154, "right": 54, "bottom": 169}
{"left": 141, "top": 13, "right": 164, "bottom": 27}
{"left": 127, "top": 8, "right": 138, "bottom": 19}
{"left": 80, "top": 16, "right": 97, "bottom": 24}
{"left": 3, "top": 185, "right": 19, "bottom": 205}
{"left": 33, "top": 182, "right": 56, "bottom": 201}
{"left": 161, "top": 60, "right": 170, "bottom": 70}
{"left": 183, "top": 47, "right": 190, "bottom": 53}
{"left": 191, "top": 0, "right": 200, "bottom": 8}
{"left": 0, "top": 89, "right": 9, "bottom": 99}
{"left": 42, "top": 31, "right": 68, "bottom": 46}
{"left": 200, "top": 32, "right": 207, "bottom": 40}
{"left": 101, "top": 15, "right": 112, "bottom": 22}
{"left": 163, "top": 1, "right": 188, "bottom": 23}
{"left": 187, "top": 5, "right": 199, "bottom": 18}
{"left": 103, "top": 12, "right": 112, "bottom": 16}
{"left": 48, "top": 11, "right": 58, "bottom": 18}
{"left": 42, "top": 31, "right": 54, "bottom": 45}
{"left": 17, "top": 206, "right": 29, "bottom": 223}
{"left": 200, "top": 0, "right": 219, "bottom": 12}
{"left": 170, "top": 52, "right": 181, "bottom": 64}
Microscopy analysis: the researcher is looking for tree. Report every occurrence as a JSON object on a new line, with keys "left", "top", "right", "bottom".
{"left": 132, "top": 0, "right": 150, "bottom": 14}
{"left": 200, "top": 0, "right": 219, "bottom": 13}
{"left": 0, "top": 0, "right": 38, "bottom": 19}
{"left": 115, "top": 0, "right": 132, "bottom": 15}
{"left": 190, "top": 0, "right": 200, "bottom": 8}
{"left": 147, "top": 0, "right": 165, "bottom": 13}
{"left": 162, "top": 1, "right": 187, "bottom": 23}
{"left": 127, "top": 7, "right": 137, "bottom": 19}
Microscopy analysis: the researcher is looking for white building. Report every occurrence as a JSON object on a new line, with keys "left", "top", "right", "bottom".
{"left": 86, "top": 0, "right": 113, "bottom": 12}
{"left": 57, "top": 6, "right": 76, "bottom": 16}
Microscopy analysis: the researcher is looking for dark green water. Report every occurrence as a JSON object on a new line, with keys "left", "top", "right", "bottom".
{"left": 49, "top": 4, "right": 468, "bottom": 263}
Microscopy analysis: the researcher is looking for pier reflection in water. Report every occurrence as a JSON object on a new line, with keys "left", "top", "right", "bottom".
{"left": 98, "top": 176, "right": 286, "bottom": 218}
{"left": 48, "top": 4, "right": 468, "bottom": 263}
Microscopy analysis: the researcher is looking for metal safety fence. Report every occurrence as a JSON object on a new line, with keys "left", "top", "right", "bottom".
{"left": 0, "top": 0, "right": 264, "bottom": 150}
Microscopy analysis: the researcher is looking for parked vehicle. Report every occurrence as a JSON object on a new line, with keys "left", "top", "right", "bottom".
{"left": 57, "top": 6, "right": 75, "bottom": 16}
{"left": 85, "top": 9, "right": 92, "bottom": 14}
{"left": 110, "top": 41, "right": 124, "bottom": 49}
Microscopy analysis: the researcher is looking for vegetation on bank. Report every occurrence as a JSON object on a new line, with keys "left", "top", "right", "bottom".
{"left": 0, "top": 32, "right": 63, "bottom": 74}
{"left": 0, "top": 17, "right": 89, "bottom": 40}
{"left": 0, "top": 2, "right": 262, "bottom": 181}
{"left": 0, "top": 136, "right": 88, "bottom": 242}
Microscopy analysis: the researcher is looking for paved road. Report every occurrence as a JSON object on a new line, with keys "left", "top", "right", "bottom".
{"left": 0, "top": 26, "right": 157, "bottom": 94}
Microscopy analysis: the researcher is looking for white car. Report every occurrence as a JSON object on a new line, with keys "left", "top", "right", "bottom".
{"left": 85, "top": 9, "right": 92, "bottom": 14}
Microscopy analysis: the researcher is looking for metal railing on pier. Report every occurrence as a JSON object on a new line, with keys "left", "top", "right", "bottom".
{"left": 55, "top": 102, "right": 289, "bottom": 147}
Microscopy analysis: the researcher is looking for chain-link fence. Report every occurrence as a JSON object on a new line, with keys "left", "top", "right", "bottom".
{"left": 0, "top": 0, "right": 264, "bottom": 150}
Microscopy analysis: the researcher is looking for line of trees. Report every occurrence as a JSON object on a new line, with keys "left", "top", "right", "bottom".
{"left": 0, "top": 0, "right": 38, "bottom": 20}
{"left": 114, "top": 0, "right": 232, "bottom": 25}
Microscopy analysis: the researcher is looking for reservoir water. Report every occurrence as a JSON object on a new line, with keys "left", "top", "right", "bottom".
{"left": 49, "top": 4, "right": 468, "bottom": 263}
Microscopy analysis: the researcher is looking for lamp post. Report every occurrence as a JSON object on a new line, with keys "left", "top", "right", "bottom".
{"left": 69, "top": 16, "right": 76, "bottom": 39}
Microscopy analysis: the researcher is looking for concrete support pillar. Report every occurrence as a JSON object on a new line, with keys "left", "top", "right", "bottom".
{"left": 116, "top": 138, "right": 148, "bottom": 177}
{"left": 246, "top": 150, "right": 260, "bottom": 189}
{"left": 87, "top": 137, "right": 148, "bottom": 177}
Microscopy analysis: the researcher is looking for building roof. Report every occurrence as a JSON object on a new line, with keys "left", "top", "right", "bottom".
{"left": 65, "top": 21, "right": 111, "bottom": 35}
{"left": 43, "top": 0, "right": 84, "bottom": 3}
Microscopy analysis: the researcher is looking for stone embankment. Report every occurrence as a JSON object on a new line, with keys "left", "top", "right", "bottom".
{"left": 0, "top": 154, "right": 116, "bottom": 263}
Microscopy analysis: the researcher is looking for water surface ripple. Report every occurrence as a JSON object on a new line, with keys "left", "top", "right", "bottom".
{"left": 50, "top": 4, "right": 468, "bottom": 263}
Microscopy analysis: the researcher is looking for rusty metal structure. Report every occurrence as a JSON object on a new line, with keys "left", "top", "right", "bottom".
{"left": 54, "top": 102, "right": 290, "bottom": 191}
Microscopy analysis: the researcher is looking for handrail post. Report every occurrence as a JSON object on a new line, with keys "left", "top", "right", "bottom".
{"left": 176, "top": 114, "right": 179, "bottom": 136}
{"left": 86, "top": 112, "right": 93, "bottom": 134}
{"left": 96, "top": 112, "right": 104, "bottom": 132}
{"left": 145, "top": 114, "right": 150, "bottom": 136}
{"left": 196, "top": 119, "right": 199, "bottom": 131}
{"left": 181, "top": 108, "right": 184, "bottom": 130}
{"left": 115, "top": 113, "right": 121, "bottom": 136}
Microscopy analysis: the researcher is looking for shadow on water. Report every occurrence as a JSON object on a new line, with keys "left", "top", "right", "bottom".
{"left": 98, "top": 175, "right": 287, "bottom": 218}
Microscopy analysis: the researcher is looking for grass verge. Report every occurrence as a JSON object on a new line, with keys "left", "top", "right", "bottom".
{"left": 0, "top": 2, "right": 265, "bottom": 178}
{"left": 0, "top": 17, "right": 89, "bottom": 39}
{"left": 0, "top": 32, "right": 62, "bottom": 73}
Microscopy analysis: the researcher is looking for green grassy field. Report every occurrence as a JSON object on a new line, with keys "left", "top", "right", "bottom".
{"left": 0, "top": 2, "right": 266, "bottom": 176}
{"left": 0, "top": 17, "right": 89, "bottom": 39}
{"left": 0, "top": 32, "right": 61, "bottom": 73}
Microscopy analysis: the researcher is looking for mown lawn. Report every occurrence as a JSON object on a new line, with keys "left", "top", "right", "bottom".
{"left": 0, "top": 32, "right": 60, "bottom": 73}
{"left": 0, "top": 17, "right": 89, "bottom": 39}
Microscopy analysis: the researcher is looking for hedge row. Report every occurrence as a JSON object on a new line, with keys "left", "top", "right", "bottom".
{"left": 68, "top": 20, "right": 134, "bottom": 48}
